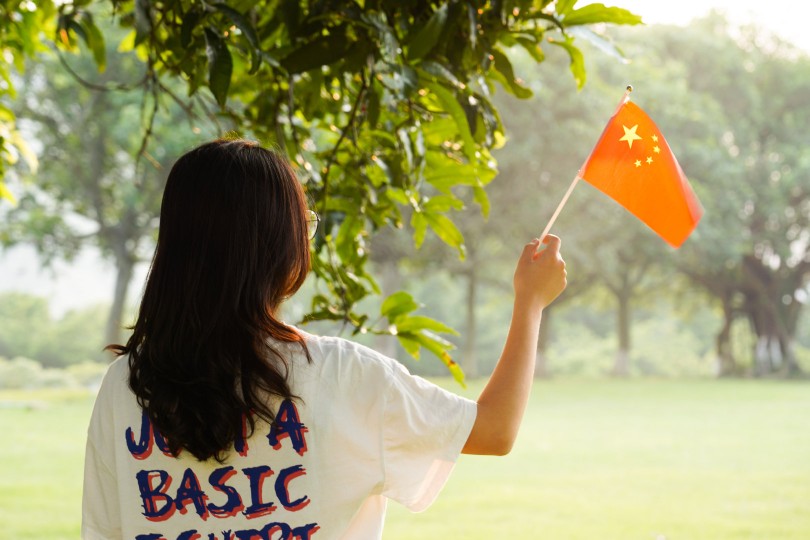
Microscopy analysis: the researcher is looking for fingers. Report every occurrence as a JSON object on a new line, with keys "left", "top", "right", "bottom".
{"left": 522, "top": 238, "right": 542, "bottom": 260}
{"left": 540, "top": 234, "right": 561, "bottom": 255}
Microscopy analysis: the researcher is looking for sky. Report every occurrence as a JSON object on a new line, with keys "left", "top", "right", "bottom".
{"left": 612, "top": 0, "right": 810, "bottom": 53}
{"left": 2, "top": 0, "right": 809, "bottom": 317}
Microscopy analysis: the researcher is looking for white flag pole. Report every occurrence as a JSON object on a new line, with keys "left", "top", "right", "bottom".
{"left": 538, "top": 174, "right": 581, "bottom": 242}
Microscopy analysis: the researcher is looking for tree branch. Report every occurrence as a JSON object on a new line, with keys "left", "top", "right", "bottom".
{"left": 55, "top": 47, "right": 148, "bottom": 92}
{"left": 319, "top": 74, "right": 369, "bottom": 216}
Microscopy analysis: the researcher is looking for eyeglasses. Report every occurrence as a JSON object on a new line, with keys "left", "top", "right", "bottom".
{"left": 307, "top": 210, "right": 320, "bottom": 239}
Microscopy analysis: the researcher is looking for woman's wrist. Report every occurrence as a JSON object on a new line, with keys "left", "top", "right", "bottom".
{"left": 512, "top": 297, "right": 544, "bottom": 327}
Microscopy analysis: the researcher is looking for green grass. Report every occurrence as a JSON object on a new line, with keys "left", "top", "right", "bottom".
{"left": 387, "top": 379, "right": 810, "bottom": 539}
{"left": 0, "top": 390, "right": 95, "bottom": 540}
{"left": 2, "top": 380, "right": 809, "bottom": 539}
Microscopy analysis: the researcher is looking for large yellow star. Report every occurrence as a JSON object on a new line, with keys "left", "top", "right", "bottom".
{"left": 619, "top": 124, "right": 642, "bottom": 148}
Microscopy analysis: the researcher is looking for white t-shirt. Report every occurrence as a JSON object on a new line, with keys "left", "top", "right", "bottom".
{"left": 82, "top": 332, "right": 477, "bottom": 540}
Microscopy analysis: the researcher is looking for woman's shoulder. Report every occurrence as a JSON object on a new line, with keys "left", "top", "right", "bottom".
{"left": 97, "top": 355, "right": 130, "bottom": 393}
{"left": 295, "top": 329, "right": 400, "bottom": 378}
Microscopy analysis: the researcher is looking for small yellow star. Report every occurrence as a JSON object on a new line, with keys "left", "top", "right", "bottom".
{"left": 646, "top": 156, "right": 654, "bottom": 165}
{"left": 653, "top": 146, "right": 661, "bottom": 154}
{"left": 634, "top": 159, "right": 642, "bottom": 168}
{"left": 619, "top": 124, "right": 643, "bottom": 149}
{"left": 651, "top": 134, "right": 659, "bottom": 143}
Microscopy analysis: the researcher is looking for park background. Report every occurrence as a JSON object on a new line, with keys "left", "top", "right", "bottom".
{"left": 1, "top": 0, "right": 809, "bottom": 538}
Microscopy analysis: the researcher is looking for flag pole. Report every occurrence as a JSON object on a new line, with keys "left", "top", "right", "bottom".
{"left": 538, "top": 175, "right": 580, "bottom": 242}
{"left": 537, "top": 85, "right": 634, "bottom": 243}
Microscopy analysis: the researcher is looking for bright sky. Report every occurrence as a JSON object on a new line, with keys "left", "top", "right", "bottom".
{"left": 611, "top": 0, "right": 810, "bottom": 53}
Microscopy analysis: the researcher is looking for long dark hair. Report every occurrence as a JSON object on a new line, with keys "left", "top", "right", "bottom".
{"left": 108, "top": 139, "right": 311, "bottom": 462}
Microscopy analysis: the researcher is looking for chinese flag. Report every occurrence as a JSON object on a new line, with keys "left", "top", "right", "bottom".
{"left": 578, "top": 99, "right": 703, "bottom": 248}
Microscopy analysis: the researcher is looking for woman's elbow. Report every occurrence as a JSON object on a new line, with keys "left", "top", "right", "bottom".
{"left": 462, "top": 431, "right": 516, "bottom": 456}
{"left": 488, "top": 435, "right": 515, "bottom": 456}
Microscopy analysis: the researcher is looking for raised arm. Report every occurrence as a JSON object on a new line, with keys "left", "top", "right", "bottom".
{"left": 462, "top": 235, "right": 567, "bottom": 455}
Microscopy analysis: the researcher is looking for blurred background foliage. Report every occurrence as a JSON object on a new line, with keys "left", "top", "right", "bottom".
{"left": 0, "top": 2, "right": 808, "bottom": 385}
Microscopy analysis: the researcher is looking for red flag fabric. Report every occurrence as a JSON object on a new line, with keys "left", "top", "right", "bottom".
{"left": 578, "top": 99, "right": 703, "bottom": 248}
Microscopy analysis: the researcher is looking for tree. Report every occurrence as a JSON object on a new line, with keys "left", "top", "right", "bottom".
{"left": 5, "top": 37, "right": 206, "bottom": 348}
{"left": 0, "top": 0, "right": 641, "bottom": 375}
{"left": 0, "top": 292, "right": 107, "bottom": 368}
{"left": 588, "top": 14, "right": 810, "bottom": 376}
{"left": 632, "top": 16, "right": 810, "bottom": 376}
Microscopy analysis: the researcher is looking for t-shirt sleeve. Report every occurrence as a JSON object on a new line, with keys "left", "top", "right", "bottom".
{"left": 380, "top": 360, "right": 477, "bottom": 512}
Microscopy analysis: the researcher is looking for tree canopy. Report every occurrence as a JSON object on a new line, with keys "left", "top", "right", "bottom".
{"left": 0, "top": 0, "right": 641, "bottom": 379}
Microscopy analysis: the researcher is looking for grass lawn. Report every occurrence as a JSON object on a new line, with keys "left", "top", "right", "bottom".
{"left": 1, "top": 379, "right": 809, "bottom": 539}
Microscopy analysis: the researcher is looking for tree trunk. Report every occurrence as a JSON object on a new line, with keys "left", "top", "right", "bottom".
{"left": 535, "top": 306, "right": 552, "bottom": 378}
{"left": 462, "top": 267, "right": 479, "bottom": 378}
{"left": 746, "top": 294, "right": 802, "bottom": 377}
{"left": 715, "top": 294, "right": 737, "bottom": 377}
{"left": 782, "top": 338, "right": 800, "bottom": 376}
{"left": 612, "top": 292, "right": 631, "bottom": 377}
{"left": 742, "top": 255, "right": 805, "bottom": 378}
{"left": 104, "top": 252, "right": 136, "bottom": 353}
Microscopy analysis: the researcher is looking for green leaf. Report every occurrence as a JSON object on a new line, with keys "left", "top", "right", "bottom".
{"left": 381, "top": 291, "right": 419, "bottom": 319}
{"left": 213, "top": 3, "right": 262, "bottom": 72}
{"left": 0, "top": 182, "right": 17, "bottom": 206}
{"left": 424, "top": 81, "right": 476, "bottom": 162}
{"left": 117, "top": 30, "right": 136, "bottom": 52}
{"left": 361, "top": 12, "right": 399, "bottom": 64}
{"left": 473, "top": 185, "right": 490, "bottom": 218}
{"left": 10, "top": 129, "right": 38, "bottom": 174}
{"left": 59, "top": 14, "right": 81, "bottom": 49}
{"left": 381, "top": 64, "right": 418, "bottom": 96}
{"left": 555, "top": 0, "right": 578, "bottom": 17}
{"left": 280, "top": 1, "right": 301, "bottom": 37}
{"left": 204, "top": 27, "right": 233, "bottom": 107}
{"left": 425, "top": 213, "right": 465, "bottom": 257}
{"left": 280, "top": 29, "right": 352, "bottom": 74}
{"left": 134, "top": 0, "right": 152, "bottom": 46}
{"left": 445, "top": 358, "right": 466, "bottom": 386}
{"left": 408, "top": 331, "right": 466, "bottom": 387}
{"left": 303, "top": 309, "right": 343, "bottom": 323}
{"left": 423, "top": 194, "right": 464, "bottom": 213}
{"left": 418, "top": 61, "right": 463, "bottom": 90}
{"left": 180, "top": 9, "right": 202, "bottom": 48}
{"left": 366, "top": 87, "right": 381, "bottom": 127}
{"left": 548, "top": 37, "right": 586, "bottom": 89}
{"left": 76, "top": 12, "right": 106, "bottom": 71}
{"left": 411, "top": 211, "right": 428, "bottom": 248}
{"left": 562, "top": 4, "right": 643, "bottom": 26}
{"left": 490, "top": 48, "right": 532, "bottom": 99}
{"left": 407, "top": 3, "right": 448, "bottom": 60}
{"left": 397, "top": 335, "right": 421, "bottom": 358}
{"left": 516, "top": 36, "right": 545, "bottom": 63}
{"left": 396, "top": 315, "right": 458, "bottom": 335}
{"left": 466, "top": 3, "right": 478, "bottom": 50}
{"left": 0, "top": 104, "right": 13, "bottom": 122}
{"left": 385, "top": 187, "right": 409, "bottom": 205}
{"left": 335, "top": 213, "right": 364, "bottom": 263}
{"left": 424, "top": 162, "right": 497, "bottom": 192}
{"left": 398, "top": 128, "right": 414, "bottom": 172}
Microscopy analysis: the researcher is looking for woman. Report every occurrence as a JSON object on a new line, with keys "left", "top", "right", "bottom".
{"left": 82, "top": 139, "right": 566, "bottom": 539}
